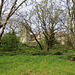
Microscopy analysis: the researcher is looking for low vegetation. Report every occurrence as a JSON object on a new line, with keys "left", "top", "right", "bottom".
{"left": 0, "top": 35, "right": 75, "bottom": 75}
{"left": 0, "top": 55, "right": 75, "bottom": 75}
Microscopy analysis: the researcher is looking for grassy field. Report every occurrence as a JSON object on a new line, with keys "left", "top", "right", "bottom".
{"left": 0, "top": 55, "right": 75, "bottom": 75}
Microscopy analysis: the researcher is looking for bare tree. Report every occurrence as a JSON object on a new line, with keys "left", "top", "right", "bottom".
{"left": 0, "top": 0, "right": 26, "bottom": 45}
{"left": 4, "top": 18, "right": 20, "bottom": 34}
{"left": 16, "top": 10, "right": 43, "bottom": 50}
{"left": 66, "top": 0, "right": 75, "bottom": 50}
{"left": 33, "top": 0, "right": 65, "bottom": 50}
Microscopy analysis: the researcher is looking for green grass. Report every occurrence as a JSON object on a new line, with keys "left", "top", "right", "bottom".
{"left": 0, "top": 55, "right": 75, "bottom": 75}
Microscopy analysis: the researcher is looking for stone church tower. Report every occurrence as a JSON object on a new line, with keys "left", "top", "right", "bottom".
{"left": 20, "top": 25, "right": 30, "bottom": 43}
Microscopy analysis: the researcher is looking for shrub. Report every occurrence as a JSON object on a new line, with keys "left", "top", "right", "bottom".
{"left": 1, "top": 31, "right": 19, "bottom": 51}
{"left": 54, "top": 52, "right": 63, "bottom": 55}
{"left": 67, "top": 55, "right": 75, "bottom": 61}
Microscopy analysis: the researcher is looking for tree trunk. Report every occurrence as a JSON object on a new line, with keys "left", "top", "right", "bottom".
{"left": 74, "top": 3, "right": 75, "bottom": 51}
{"left": 46, "top": 42, "right": 50, "bottom": 51}
{"left": 24, "top": 23, "right": 43, "bottom": 50}
{"left": 73, "top": 2, "right": 75, "bottom": 51}
{"left": 0, "top": 36, "right": 1, "bottom": 46}
{"left": 32, "top": 32, "right": 43, "bottom": 50}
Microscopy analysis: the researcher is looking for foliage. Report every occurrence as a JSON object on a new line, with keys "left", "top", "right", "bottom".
{"left": 39, "top": 38, "right": 59, "bottom": 50}
{"left": 0, "top": 40, "right": 74, "bottom": 56}
{"left": 1, "top": 31, "right": 19, "bottom": 51}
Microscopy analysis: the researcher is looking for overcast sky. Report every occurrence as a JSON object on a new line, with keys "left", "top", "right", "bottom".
{"left": 0, "top": 0, "right": 68, "bottom": 35}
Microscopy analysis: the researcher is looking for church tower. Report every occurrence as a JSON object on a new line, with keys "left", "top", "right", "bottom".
{"left": 20, "top": 25, "right": 30, "bottom": 43}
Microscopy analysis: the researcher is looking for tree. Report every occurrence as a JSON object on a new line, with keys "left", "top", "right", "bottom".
{"left": 16, "top": 11, "right": 43, "bottom": 50}
{"left": 66, "top": 0, "right": 75, "bottom": 50}
{"left": 0, "top": 0, "right": 26, "bottom": 45}
{"left": 5, "top": 18, "right": 20, "bottom": 34}
{"left": 33, "top": 0, "right": 65, "bottom": 50}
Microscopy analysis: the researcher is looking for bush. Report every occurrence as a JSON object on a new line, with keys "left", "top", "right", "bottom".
{"left": 1, "top": 31, "right": 19, "bottom": 51}
{"left": 67, "top": 55, "right": 75, "bottom": 61}
{"left": 54, "top": 52, "right": 63, "bottom": 55}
